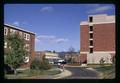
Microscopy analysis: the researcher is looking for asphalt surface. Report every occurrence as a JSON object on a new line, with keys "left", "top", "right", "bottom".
{"left": 63, "top": 67, "right": 99, "bottom": 79}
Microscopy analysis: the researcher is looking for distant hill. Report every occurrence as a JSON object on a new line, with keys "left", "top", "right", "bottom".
{"left": 57, "top": 51, "right": 80, "bottom": 59}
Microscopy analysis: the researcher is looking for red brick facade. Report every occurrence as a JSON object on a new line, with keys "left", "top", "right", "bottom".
{"left": 80, "top": 25, "right": 89, "bottom": 52}
{"left": 80, "top": 14, "right": 115, "bottom": 64}
{"left": 93, "top": 23, "right": 115, "bottom": 51}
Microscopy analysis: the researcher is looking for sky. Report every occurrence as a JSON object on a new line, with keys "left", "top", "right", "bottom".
{"left": 4, "top": 4, "right": 115, "bottom": 52}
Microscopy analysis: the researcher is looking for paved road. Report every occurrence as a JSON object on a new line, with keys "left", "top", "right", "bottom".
{"left": 63, "top": 67, "right": 99, "bottom": 79}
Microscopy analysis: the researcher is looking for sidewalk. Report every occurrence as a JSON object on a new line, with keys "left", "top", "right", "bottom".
{"left": 53, "top": 68, "right": 72, "bottom": 79}
{"left": 65, "top": 64, "right": 88, "bottom": 68}
{"left": 22, "top": 68, "right": 72, "bottom": 79}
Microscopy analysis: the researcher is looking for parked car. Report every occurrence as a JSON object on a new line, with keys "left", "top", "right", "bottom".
{"left": 56, "top": 60, "right": 67, "bottom": 68}
{"left": 4, "top": 64, "right": 15, "bottom": 74}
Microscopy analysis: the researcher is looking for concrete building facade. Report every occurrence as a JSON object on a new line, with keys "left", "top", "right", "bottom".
{"left": 35, "top": 51, "right": 60, "bottom": 64}
{"left": 4, "top": 24, "right": 35, "bottom": 68}
{"left": 80, "top": 14, "right": 115, "bottom": 64}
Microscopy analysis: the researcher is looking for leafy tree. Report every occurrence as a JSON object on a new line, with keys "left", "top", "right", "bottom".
{"left": 4, "top": 34, "right": 27, "bottom": 70}
{"left": 30, "top": 58, "right": 41, "bottom": 70}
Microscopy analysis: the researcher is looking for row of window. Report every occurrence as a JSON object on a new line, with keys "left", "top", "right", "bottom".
{"left": 4, "top": 28, "right": 30, "bottom": 41}
{"left": 4, "top": 41, "right": 30, "bottom": 52}
{"left": 89, "top": 25, "right": 93, "bottom": 53}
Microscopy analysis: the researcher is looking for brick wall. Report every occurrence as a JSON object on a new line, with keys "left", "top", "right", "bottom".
{"left": 80, "top": 25, "right": 89, "bottom": 52}
{"left": 93, "top": 23, "right": 115, "bottom": 51}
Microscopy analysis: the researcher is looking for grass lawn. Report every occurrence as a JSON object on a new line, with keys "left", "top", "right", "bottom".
{"left": 5, "top": 68, "right": 61, "bottom": 79}
{"left": 88, "top": 64, "right": 115, "bottom": 79}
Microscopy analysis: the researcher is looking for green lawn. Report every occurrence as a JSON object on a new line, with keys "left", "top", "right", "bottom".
{"left": 5, "top": 68, "right": 61, "bottom": 79}
{"left": 92, "top": 65, "right": 115, "bottom": 79}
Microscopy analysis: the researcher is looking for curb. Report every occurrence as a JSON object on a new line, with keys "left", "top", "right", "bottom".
{"left": 86, "top": 67, "right": 101, "bottom": 79}
{"left": 53, "top": 69, "right": 72, "bottom": 79}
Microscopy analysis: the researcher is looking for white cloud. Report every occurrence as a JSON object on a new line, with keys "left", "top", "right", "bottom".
{"left": 40, "top": 6, "right": 53, "bottom": 12}
{"left": 13, "top": 21, "right": 20, "bottom": 26}
{"left": 37, "top": 35, "right": 55, "bottom": 39}
{"left": 87, "top": 5, "right": 113, "bottom": 14}
{"left": 35, "top": 37, "right": 40, "bottom": 42}
{"left": 55, "top": 38, "right": 69, "bottom": 43}
{"left": 36, "top": 35, "right": 69, "bottom": 44}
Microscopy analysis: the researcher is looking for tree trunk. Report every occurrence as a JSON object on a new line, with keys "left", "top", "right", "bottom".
{"left": 14, "top": 69, "right": 17, "bottom": 75}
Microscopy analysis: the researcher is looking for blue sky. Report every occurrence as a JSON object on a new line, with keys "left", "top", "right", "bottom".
{"left": 4, "top": 4, "right": 115, "bottom": 52}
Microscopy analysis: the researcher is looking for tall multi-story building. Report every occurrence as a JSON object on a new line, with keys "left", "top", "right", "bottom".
{"left": 80, "top": 14, "right": 115, "bottom": 64}
{"left": 4, "top": 24, "right": 35, "bottom": 68}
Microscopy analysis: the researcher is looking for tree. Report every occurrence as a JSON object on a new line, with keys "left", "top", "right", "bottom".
{"left": 100, "top": 57, "right": 105, "bottom": 67}
{"left": 53, "top": 50, "right": 56, "bottom": 53}
{"left": 30, "top": 55, "right": 51, "bottom": 70}
{"left": 67, "top": 46, "right": 76, "bottom": 64}
{"left": 68, "top": 46, "right": 75, "bottom": 53}
{"left": 4, "top": 34, "right": 27, "bottom": 72}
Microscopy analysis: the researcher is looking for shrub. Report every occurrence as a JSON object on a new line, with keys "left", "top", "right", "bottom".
{"left": 30, "top": 58, "right": 41, "bottom": 70}
{"left": 100, "top": 57, "right": 105, "bottom": 67}
{"left": 30, "top": 57, "right": 51, "bottom": 70}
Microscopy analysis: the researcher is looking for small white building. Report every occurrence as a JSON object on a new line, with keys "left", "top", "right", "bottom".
{"left": 45, "top": 52, "right": 60, "bottom": 64}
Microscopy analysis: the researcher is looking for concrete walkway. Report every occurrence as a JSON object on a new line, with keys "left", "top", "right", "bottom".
{"left": 21, "top": 68, "right": 72, "bottom": 79}
{"left": 53, "top": 68, "right": 72, "bottom": 79}
{"left": 17, "top": 65, "right": 99, "bottom": 79}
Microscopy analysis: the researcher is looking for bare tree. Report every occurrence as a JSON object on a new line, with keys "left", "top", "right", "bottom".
{"left": 67, "top": 46, "right": 76, "bottom": 64}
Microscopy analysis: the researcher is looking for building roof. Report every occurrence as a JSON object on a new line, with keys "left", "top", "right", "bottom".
{"left": 4, "top": 24, "right": 36, "bottom": 35}
{"left": 45, "top": 52, "right": 59, "bottom": 56}
{"left": 80, "top": 14, "right": 115, "bottom": 25}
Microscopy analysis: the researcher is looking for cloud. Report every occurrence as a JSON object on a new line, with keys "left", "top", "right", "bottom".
{"left": 35, "top": 37, "right": 40, "bottom": 42}
{"left": 55, "top": 38, "right": 69, "bottom": 43}
{"left": 36, "top": 35, "right": 69, "bottom": 44}
{"left": 37, "top": 35, "right": 55, "bottom": 39}
{"left": 40, "top": 6, "right": 53, "bottom": 12}
{"left": 87, "top": 5, "right": 113, "bottom": 14}
{"left": 13, "top": 21, "right": 20, "bottom": 26}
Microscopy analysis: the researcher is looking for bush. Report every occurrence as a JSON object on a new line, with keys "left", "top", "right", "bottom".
{"left": 30, "top": 58, "right": 51, "bottom": 70}
{"left": 100, "top": 57, "right": 105, "bottom": 67}
{"left": 30, "top": 58, "right": 40, "bottom": 70}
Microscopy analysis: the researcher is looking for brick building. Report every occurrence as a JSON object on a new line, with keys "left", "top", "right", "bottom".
{"left": 4, "top": 24, "right": 35, "bottom": 68}
{"left": 80, "top": 14, "right": 115, "bottom": 64}
{"left": 35, "top": 51, "right": 45, "bottom": 61}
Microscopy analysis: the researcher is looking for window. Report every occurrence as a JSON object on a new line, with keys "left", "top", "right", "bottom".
{"left": 19, "top": 32, "right": 22, "bottom": 37}
{"left": 90, "top": 48, "right": 93, "bottom": 53}
{"left": 24, "top": 33, "right": 27, "bottom": 39}
{"left": 4, "top": 28, "right": 8, "bottom": 35}
{"left": 25, "top": 44, "right": 30, "bottom": 51}
{"left": 24, "top": 33, "right": 30, "bottom": 40}
{"left": 9, "top": 46, "right": 11, "bottom": 49}
{"left": 27, "top": 34, "right": 30, "bottom": 40}
{"left": 10, "top": 29, "right": 16, "bottom": 35}
{"left": 90, "top": 33, "right": 93, "bottom": 38}
{"left": 90, "top": 40, "right": 93, "bottom": 46}
{"left": 24, "top": 56, "right": 29, "bottom": 63}
{"left": 4, "top": 42, "right": 7, "bottom": 48}
{"left": 89, "top": 26, "right": 93, "bottom": 31}
{"left": 89, "top": 16, "right": 93, "bottom": 22}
